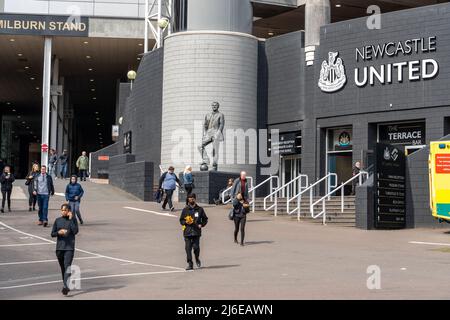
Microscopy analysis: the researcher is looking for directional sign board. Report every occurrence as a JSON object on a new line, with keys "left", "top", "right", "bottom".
{"left": 374, "top": 143, "right": 406, "bottom": 229}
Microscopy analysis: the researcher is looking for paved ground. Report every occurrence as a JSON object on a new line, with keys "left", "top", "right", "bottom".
{"left": 0, "top": 179, "right": 450, "bottom": 300}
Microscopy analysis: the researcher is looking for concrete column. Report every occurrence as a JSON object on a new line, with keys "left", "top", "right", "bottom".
{"left": 50, "top": 57, "right": 59, "bottom": 151}
{"left": 41, "top": 37, "right": 52, "bottom": 166}
{"left": 57, "top": 77, "right": 65, "bottom": 155}
{"left": 187, "top": 0, "right": 253, "bottom": 34}
{"left": 304, "top": 0, "right": 330, "bottom": 66}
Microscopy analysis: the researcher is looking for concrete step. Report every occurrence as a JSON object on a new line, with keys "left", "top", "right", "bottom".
{"left": 254, "top": 210, "right": 356, "bottom": 227}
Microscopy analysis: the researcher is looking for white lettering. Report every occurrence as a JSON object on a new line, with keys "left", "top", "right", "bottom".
{"left": 422, "top": 59, "right": 439, "bottom": 79}
{"left": 355, "top": 68, "right": 368, "bottom": 87}
{"left": 408, "top": 60, "right": 420, "bottom": 81}
{"left": 369, "top": 65, "right": 385, "bottom": 85}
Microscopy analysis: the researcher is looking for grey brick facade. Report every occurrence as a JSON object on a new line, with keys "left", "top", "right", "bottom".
{"left": 101, "top": 2, "right": 450, "bottom": 229}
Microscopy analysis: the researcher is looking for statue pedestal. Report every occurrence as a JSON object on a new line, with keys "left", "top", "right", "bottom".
{"left": 179, "top": 171, "right": 240, "bottom": 204}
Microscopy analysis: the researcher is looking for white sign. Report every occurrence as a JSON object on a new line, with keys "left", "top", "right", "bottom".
{"left": 320, "top": 36, "right": 439, "bottom": 92}
{"left": 112, "top": 125, "right": 119, "bottom": 138}
{"left": 318, "top": 52, "right": 347, "bottom": 93}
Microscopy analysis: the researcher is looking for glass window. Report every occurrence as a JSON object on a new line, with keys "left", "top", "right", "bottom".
{"left": 327, "top": 128, "right": 353, "bottom": 152}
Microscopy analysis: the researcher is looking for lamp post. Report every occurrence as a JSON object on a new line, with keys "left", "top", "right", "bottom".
{"left": 127, "top": 70, "right": 137, "bottom": 90}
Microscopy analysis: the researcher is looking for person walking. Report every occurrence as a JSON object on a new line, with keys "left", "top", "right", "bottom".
{"left": 48, "top": 149, "right": 58, "bottom": 179}
{"left": 179, "top": 193, "right": 208, "bottom": 270}
{"left": 183, "top": 166, "right": 194, "bottom": 202}
{"left": 51, "top": 203, "right": 79, "bottom": 296}
{"left": 59, "top": 149, "right": 69, "bottom": 179}
{"left": 231, "top": 193, "right": 249, "bottom": 246}
{"left": 214, "top": 178, "right": 234, "bottom": 205}
{"left": 25, "top": 163, "right": 40, "bottom": 211}
{"left": 65, "top": 175, "right": 85, "bottom": 225}
{"left": 76, "top": 151, "right": 89, "bottom": 181}
{"left": 33, "top": 165, "right": 55, "bottom": 227}
{"left": 0, "top": 166, "right": 15, "bottom": 213}
{"left": 159, "top": 166, "right": 180, "bottom": 211}
{"left": 231, "top": 171, "right": 249, "bottom": 201}
{"left": 351, "top": 161, "right": 361, "bottom": 196}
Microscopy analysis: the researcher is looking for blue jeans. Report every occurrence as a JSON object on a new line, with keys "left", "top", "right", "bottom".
{"left": 162, "top": 189, "right": 174, "bottom": 209}
{"left": 48, "top": 164, "right": 56, "bottom": 178}
{"left": 68, "top": 201, "right": 82, "bottom": 223}
{"left": 37, "top": 194, "right": 49, "bottom": 222}
{"left": 60, "top": 164, "right": 68, "bottom": 179}
{"left": 79, "top": 169, "right": 87, "bottom": 181}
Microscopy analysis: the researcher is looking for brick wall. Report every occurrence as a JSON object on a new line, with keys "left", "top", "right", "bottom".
{"left": 90, "top": 143, "right": 119, "bottom": 179}
{"left": 108, "top": 154, "right": 154, "bottom": 201}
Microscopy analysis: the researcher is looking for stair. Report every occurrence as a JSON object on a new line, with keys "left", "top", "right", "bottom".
{"left": 253, "top": 196, "right": 356, "bottom": 227}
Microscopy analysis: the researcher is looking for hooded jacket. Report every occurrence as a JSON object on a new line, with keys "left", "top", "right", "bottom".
{"left": 65, "top": 177, "right": 84, "bottom": 202}
{"left": 179, "top": 204, "right": 208, "bottom": 237}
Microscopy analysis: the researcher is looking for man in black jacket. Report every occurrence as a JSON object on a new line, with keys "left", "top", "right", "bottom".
{"left": 51, "top": 203, "right": 79, "bottom": 296}
{"left": 179, "top": 193, "right": 208, "bottom": 270}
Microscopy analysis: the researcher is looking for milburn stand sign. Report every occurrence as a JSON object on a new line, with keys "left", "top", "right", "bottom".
{"left": 0, "top": 14, "right": 89, "bottom": 37}
{"left": 374, "top": 143, "right": 406, "bottom": 229}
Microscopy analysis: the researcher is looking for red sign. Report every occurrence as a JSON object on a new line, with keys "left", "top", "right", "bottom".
{"left": 436, "top": 154, "right": 450, "bottom": 174}
{"left": 98, "top": 156, "right": 109, "bottom": 161}
{"left": 41, "top": 143, "right": 48, "bottom": 152}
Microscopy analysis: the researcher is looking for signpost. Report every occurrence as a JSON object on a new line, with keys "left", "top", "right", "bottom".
{"left": 123, "top": 131, "right": 132, "bottom": 154}
{"left": 374, "top": 143, "right": 406, "bottom": 229}
{"left": 41, "top": 143, "right": 48, "bottom": 153}
{"left": 378, "top": 122, "right": 425, "bottom": 146}
{"left": 0, "top": 14, "right": 89, "bottom": 37}
{"left": 271, "top": 131, "right": 301, "bottom": 156}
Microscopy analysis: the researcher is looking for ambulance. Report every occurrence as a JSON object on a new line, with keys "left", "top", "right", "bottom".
{"left": 429, "top": 141, "right": 450, "bottom": 223}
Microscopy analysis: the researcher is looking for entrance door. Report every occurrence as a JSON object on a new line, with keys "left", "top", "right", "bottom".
{"left": 281, "top": 155, "right": 301, "bottom": 198}
{"left": 327, "top": 153, "right": 353, "bottom": 195}
{"left": 326, "top": 127, "right": 353, "bottom": 196}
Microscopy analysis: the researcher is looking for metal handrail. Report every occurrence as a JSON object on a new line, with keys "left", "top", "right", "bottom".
{"left": 263, "top": 174, "right": 308, "bottom": 217}
{"left": 310, "top": 171, "right": 369, "bottom": 225}
{"left": 286, "top": 173, "right": 337, "bottom": 221}
{"left": 221, "top": 176, "right": 254, "bottom": 205}
{"left": 249, "top": 176, "right": 279, "bottom": 213}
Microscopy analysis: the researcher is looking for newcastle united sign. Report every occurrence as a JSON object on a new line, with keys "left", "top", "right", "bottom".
{"left": 0, "top": 14, "right": 89, "bottom": 37}
{"left": 319, "top": 36, "right": 439, "bottom": 92}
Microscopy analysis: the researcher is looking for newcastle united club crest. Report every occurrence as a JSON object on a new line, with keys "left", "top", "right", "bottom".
{"left": 318, "top": 52, "right": 347, "bottom": 93}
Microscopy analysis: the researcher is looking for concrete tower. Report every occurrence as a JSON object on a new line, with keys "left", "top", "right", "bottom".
{"left": 305, "top": 0, "right": 331, "bottom": 66}
{"left": 160, "top": 0, "right": 258, "bottom": 178}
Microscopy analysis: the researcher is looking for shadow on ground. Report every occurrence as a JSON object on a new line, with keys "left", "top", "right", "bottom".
{"left": 201, "top": 264, "right": 240, "bottom": 270}
{"left": 66, "top": 285, "right": 125, "bottom": 297}
{"left": 244, "top": 241, "right": 274, "bottom": 245}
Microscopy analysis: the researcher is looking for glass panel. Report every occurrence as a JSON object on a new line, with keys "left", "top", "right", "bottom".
{"left": 327, "top": 128, "right": 353, "bottom": 152}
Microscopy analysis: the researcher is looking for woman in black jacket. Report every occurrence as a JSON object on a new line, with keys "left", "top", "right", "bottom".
{"left": 25, "top": 163, "right": 40, "bottom": 211}
{"left": 0, "top": 166, "right": 15, "bottom": 213}
{"left": 232, "top": 192, "right": 249, "bottom": 246}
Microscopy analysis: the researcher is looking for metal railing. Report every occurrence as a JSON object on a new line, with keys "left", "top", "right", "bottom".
{"left": 286, "top": 173, "right": 337, "bottom": 221}
{"left": 263, "top": 174, "right": 309, "bottom": 216}
{"left": 310, "top": 171, "right": 369, "bottom": 225}
{"left": 249, "top": 176, "right": 279, "bottom": 213}
{"left": 221, "top": 177, "right": 254, "bottom": 205}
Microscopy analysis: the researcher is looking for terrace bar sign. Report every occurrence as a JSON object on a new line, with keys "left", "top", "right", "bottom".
{"left": 0, "top": 14, "right": 89, "bottom": 37}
